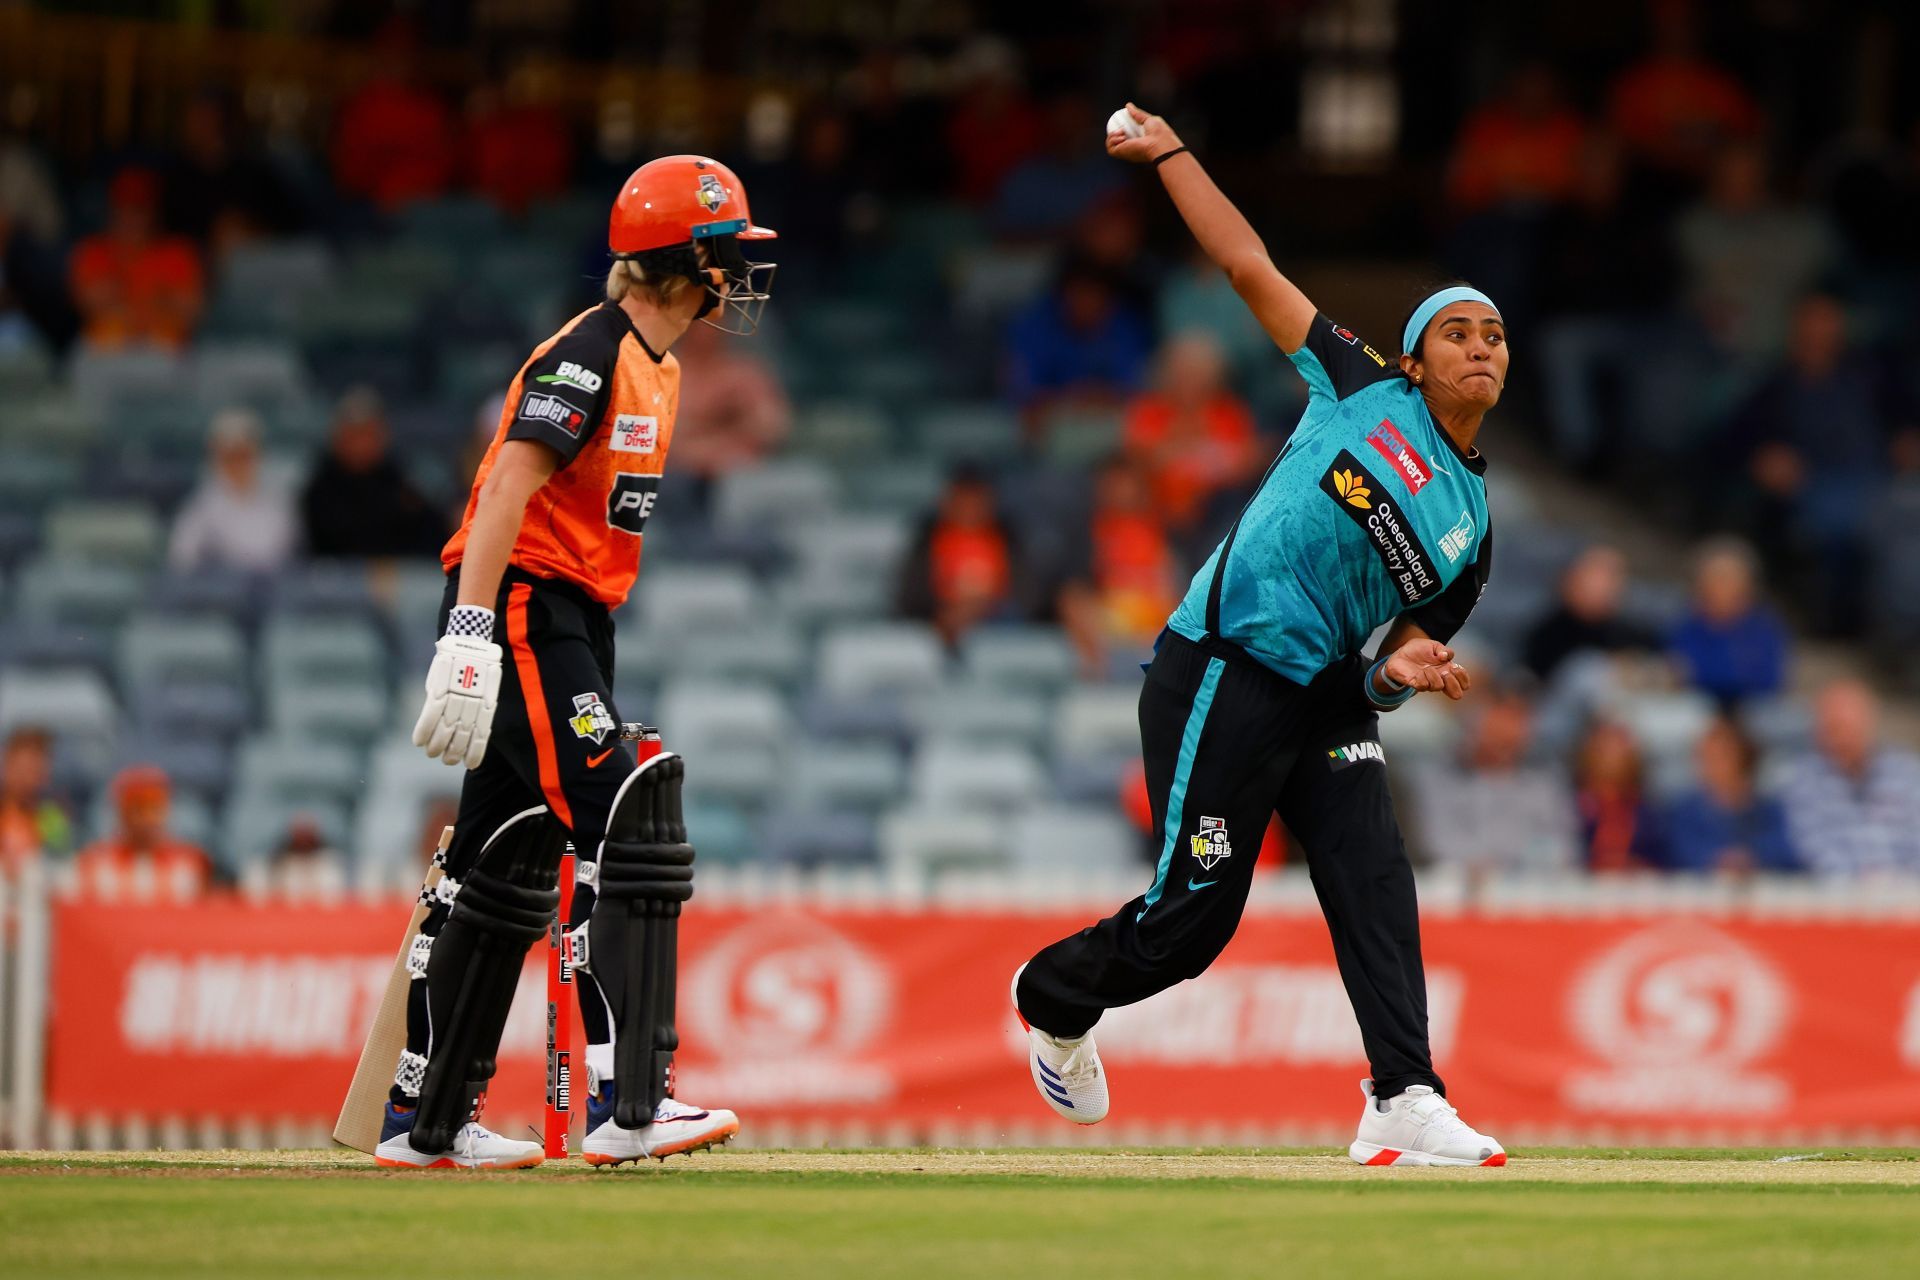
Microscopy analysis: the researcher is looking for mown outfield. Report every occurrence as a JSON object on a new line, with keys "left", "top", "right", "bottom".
{"left": 4, "top": 1148, "right": 1917, "bottom": 1279}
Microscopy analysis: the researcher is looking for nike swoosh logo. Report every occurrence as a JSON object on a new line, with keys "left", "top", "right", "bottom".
{"left": 586, "top": 747, "right": 615, "bottom": 768}
{"left": 1188, "top": 878, "right": 1219, "bottom": 891}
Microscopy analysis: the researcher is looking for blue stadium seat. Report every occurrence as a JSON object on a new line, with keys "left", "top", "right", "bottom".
{"left": 780, "top": 741, "right": 905, "bottom": 814}
{"left": 233, "top": 736, "right": 363, "bottom": 806}
{"left": 67, "top": 347, "right": 192, "bottom": 418}
{"left": 961, "top": 626, "right": 1078, "bottom": 693}
{"left": 1052, "top": 685, "right": 1142, "bottom": 766}
{"left": 663, "top": 623, "right": 808, "bottom": 689}
{"left": 136, "top": 680, "right": 253, "bottom": 742}
{"left": 0, "top": 452, "right": 81, "bottom": 517}
{"left": 712, "top": 459, "right": 840, "bottom": 534}
{"left": 910, "top": 739, "right": 1046, "bottom": 812}
{"left": 759, "top": 809, "right": 876, "bottom": 867}
{"left": 270, "top": 681, "right": 389, "bottom": 745}
{"left": 143, "top": 568, "right": 263, "bottom": 621}
{"left": 117, "top": 614, "right": 248, "bottom": 693}
{"left": 42, "top": 501, "right": 165, "bottom": 569}
{"left": 817, "top": 623, "right": 945, "bottom": 698}
{"left": 912, "top": 404, "right": 1021, "bottom": 462}
{"left": 633, "top": 565, "right": 762, "bottom": 634}
{"left": 793, "top": 402, "right": 894, "bottom": 460}
{"left": 878, "top": 806, "right": 1008, "bottom": 881}
{"left": 259, "top": 615, "right": 388, "bottom": 688}
{"left": 0, "top": 665, "right": 121, "bottom": 771}
{"left": 911, "top": 684, "right": 1052, "bottom": 750}
{"left": 14, "top": 558, "right": 145, "bottom": 632}
{"left": 1005, "top": 805, "right": 1138, "bottom": 875}
{"left": 221, "top": 793, "right": 350, "bottom": 868}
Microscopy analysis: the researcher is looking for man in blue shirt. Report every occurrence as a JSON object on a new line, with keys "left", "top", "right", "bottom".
{"left": 1012, "top": 106, "right": 1505, "bottom": 1167}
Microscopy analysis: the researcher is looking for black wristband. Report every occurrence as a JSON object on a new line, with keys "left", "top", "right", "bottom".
{"left": 1152, "top": 146, "right": 1191, "bottom": 167}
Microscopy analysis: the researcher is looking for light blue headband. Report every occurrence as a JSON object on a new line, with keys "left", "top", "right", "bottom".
{"left": 1403, "top": 285, "right": 1501, "bottom": 355}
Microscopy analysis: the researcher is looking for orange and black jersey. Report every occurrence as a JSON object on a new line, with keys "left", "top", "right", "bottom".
{"left": 444, "top": 301, "right": 680, "bottom": 608}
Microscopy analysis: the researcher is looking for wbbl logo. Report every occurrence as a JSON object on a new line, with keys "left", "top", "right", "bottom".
{"left": 607, "top": 473, "right": 660, "bottom": 534}
{"left": 1190, "top": 816, "right": 1232, "bottom": 870}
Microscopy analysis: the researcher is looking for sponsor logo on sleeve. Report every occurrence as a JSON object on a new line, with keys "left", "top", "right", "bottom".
{"left": 534, "top": 360, "right": 604, "bottom": 394}
{"left": 610, "top": 414, "right": 658, "bottom": 454}
{"left": 1362, "top": 343, "right": 1387, "bottom": 367}
{"left": 606, "top": 472, "right": 660, "bottom": 534}
{"left": 1329, "top": 321, "right": 1360, "bottom": 346}
{"left": 1438, "top": 510, "right": 1474, "bottom": 563}
{"left": 1326, "top": 740, "right": 1385, "bottom": 770}
{"left": 1318, "top": 449, "right": 1440, "bottom": 606}
{"left": 1365, "top": 418, "right": 1432, "bottom": 495}
{"left": 518, "top": 391, "right": 588, "bottom": 437}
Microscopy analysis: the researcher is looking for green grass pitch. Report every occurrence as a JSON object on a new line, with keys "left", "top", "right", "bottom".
{"left": 3, "top": 1148, "right": 1916, "bottom": 1279}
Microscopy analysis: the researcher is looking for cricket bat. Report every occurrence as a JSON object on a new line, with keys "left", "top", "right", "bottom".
{"left": 332, "top": 826, "right": 453, "bottom": 1154}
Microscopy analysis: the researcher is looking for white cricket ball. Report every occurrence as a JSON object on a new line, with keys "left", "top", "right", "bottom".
{"left": 1106, "top": 107, "right": 1144, "bottom": 140}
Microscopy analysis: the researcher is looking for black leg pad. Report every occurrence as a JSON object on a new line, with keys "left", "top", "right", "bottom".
{"left": 590, "top": 755, "right": 696, "bottom": 1128}
{"left": 411, "top": 814, "right": 566, "bottom": 1154}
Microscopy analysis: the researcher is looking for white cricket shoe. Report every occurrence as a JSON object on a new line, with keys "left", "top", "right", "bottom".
{"left": 583, "top": 1088, "right": 740, "bottom": 1166}
{"left": 1348, "top": 1078, "right": 1506, "bottom": 1167}
{"left": 1012, "top": 963, "right": 1109, "bottom": 1124}
{"left": 373, "top": 1105, "right": 545, "bottom": 1170}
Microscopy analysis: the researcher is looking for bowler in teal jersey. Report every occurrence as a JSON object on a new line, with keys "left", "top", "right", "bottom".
{"left": 1012, "top": 106, "right": 1509, "bottom": 1167}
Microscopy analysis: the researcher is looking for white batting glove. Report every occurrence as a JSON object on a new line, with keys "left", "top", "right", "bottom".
{"left": 412, "top": 607, "right": 503, "bottom": 768}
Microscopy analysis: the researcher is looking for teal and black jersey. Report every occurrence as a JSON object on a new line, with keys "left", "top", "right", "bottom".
{"left": 1168, "top": 313, "right": 1493, "bottom": 684}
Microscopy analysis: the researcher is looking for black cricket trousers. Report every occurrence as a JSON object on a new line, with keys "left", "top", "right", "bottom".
{"left": 1016, "top": 630, "right": 1444, "bottom": 1100}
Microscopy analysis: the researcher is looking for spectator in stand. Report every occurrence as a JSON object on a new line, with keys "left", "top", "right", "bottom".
{"left": 1662, "top": 714, "right": 1799, "bottom": 875}
{"left": 301, "top": 386, "right": 448, "bottom": 558}
{"left": 896, "top": 466, "right": 1030, "bottom": 647}
{"left": 464, "top": 72, "right": 573, "bottom": 216}
{"left": 160, "top": 89, "right": 296, "bottom": 250}
{"left": 1537, "top": 132, "right": 1685, "bottom": 466}
{"left": 1004, "top": 255, "right": 1152, "bottom": 432}
{"left": 1667, "top": 537, "right": 1788, "bottom": 706}
{"left": 1721, "top": 292, "right": 1912, "bottom": 635}
{"left": 992, "top": 92, "right": 1128, "bottom": 239}
{"left": 667, "top": 318, "right": 791, "bottom": 501}
{"left": 70, "top": 766, "right": 214, "bottom": 901}
{"left": 1781, "top": 678, "right": 1920, "bottom": 877}
{"left": 1521, "top": 545, "right": 1660, "bottom": 682}
{"left": 945, "top": 37, "right": 1041, "bottom": 205}
{"left": 1, "top": 122, "right": 73, "bottom": 351}
{"left": 1409, "top": 681, "right": 1579, "bottom": 875}
{"left": 1072, "top": 191, "right": 1160, "bottom": 321}
{"left": 329, "top": 22, "right": 455, "bottom": 211}
{"left": 0, "top": 727, "right": 72, "bottom": 874}
{"left": 169, "top": 407, "right": 299, "bottom": 574}
{"left": 241, "top": 812, "right": 348, "bottom": 898}
{"left": 1606, "top": 0, "right": 1761, "bottom": 193}
{"left": 1675, "top": 143, "right": 1833, "bottom": 367}
{"left": 1122, "top": 332, "right": 1258, "bottom": 542}
{"left": 68, "top": 167, "right": 203, "bottom": 349}
{"left": 1058, "top": 455, "right": 1183, "bottom": 675}
{"left": 1443, "top": 61, "right": 1587, "bottom": 324}
{"left": 1572, "top": 719, "right": 1667, "bottom": 872}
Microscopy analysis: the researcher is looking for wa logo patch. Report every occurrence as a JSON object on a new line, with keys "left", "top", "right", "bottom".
{"left": 519, "top": 391, "right": 588, "bottom": 438}
{"left": 1366, "top": 418, "right": 1433, "bottom": 496}
{"left": 1190, "top": 816, "right": 1232, "bottom": 870}
{"left": 611, "top": 414, "right": 658, "bottom": 454}
{"left": 535, "top": 360, "right": 603, "bottom": 394}
{"left": 1327, "top": 741, "right": 1385, "bottom": 770}
{"left": 568, "top": 692, "right": 617, "bottom": 745}
{"left": 1319, "top": 449, "right": 1441, "bottom": 607}
{"left": 607, "top": 472, "right": 660, "bottom": 534}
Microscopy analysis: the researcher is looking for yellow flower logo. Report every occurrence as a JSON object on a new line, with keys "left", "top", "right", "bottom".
{"left": 1333, "top": 469, "right": 1372, "bottom": 508}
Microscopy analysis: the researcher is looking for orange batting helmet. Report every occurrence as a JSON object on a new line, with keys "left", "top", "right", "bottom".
{"left": 609, "top": 155, "right": 777, "bottom": 335}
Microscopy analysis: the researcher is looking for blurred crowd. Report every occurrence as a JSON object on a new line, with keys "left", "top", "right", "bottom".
{"left": 4, "top": 0, "right": 1920, "bottom": 897}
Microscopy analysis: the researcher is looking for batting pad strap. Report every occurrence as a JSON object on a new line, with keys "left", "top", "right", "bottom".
{"left": 394, "top": 1050, "right": 428, "bottom": 1097}
{"left": 405, "top": 932, "right": 434, "bottom": 980}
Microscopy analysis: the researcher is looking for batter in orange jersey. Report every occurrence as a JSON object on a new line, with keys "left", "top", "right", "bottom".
{"left": 382, "top": 156, "right": 775, "bottom": 1173}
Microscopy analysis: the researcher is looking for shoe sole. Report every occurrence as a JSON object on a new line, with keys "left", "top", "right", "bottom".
{"left": 1014, "top": 964, "right": 1107, "bottom": 1125}
{"left": 584, "top": 1119, "right": 741, "bottom": 1167}
{"left": 1349, "top": 1141, "right": 1507, "bottom": 1168}
{"left": 373, "top": 1151, "right": 546, "bottom": 1171}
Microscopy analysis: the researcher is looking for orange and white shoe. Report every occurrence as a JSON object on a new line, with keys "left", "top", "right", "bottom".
{"left": 1348, "top": 1079, "right": 1506, "bottom": 1167}
{"left": 373, "top": 1103, "right": 545, "bottom": 1170}
{"left": 582, "top": 1084, "right": 739, "bottom": 1165}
